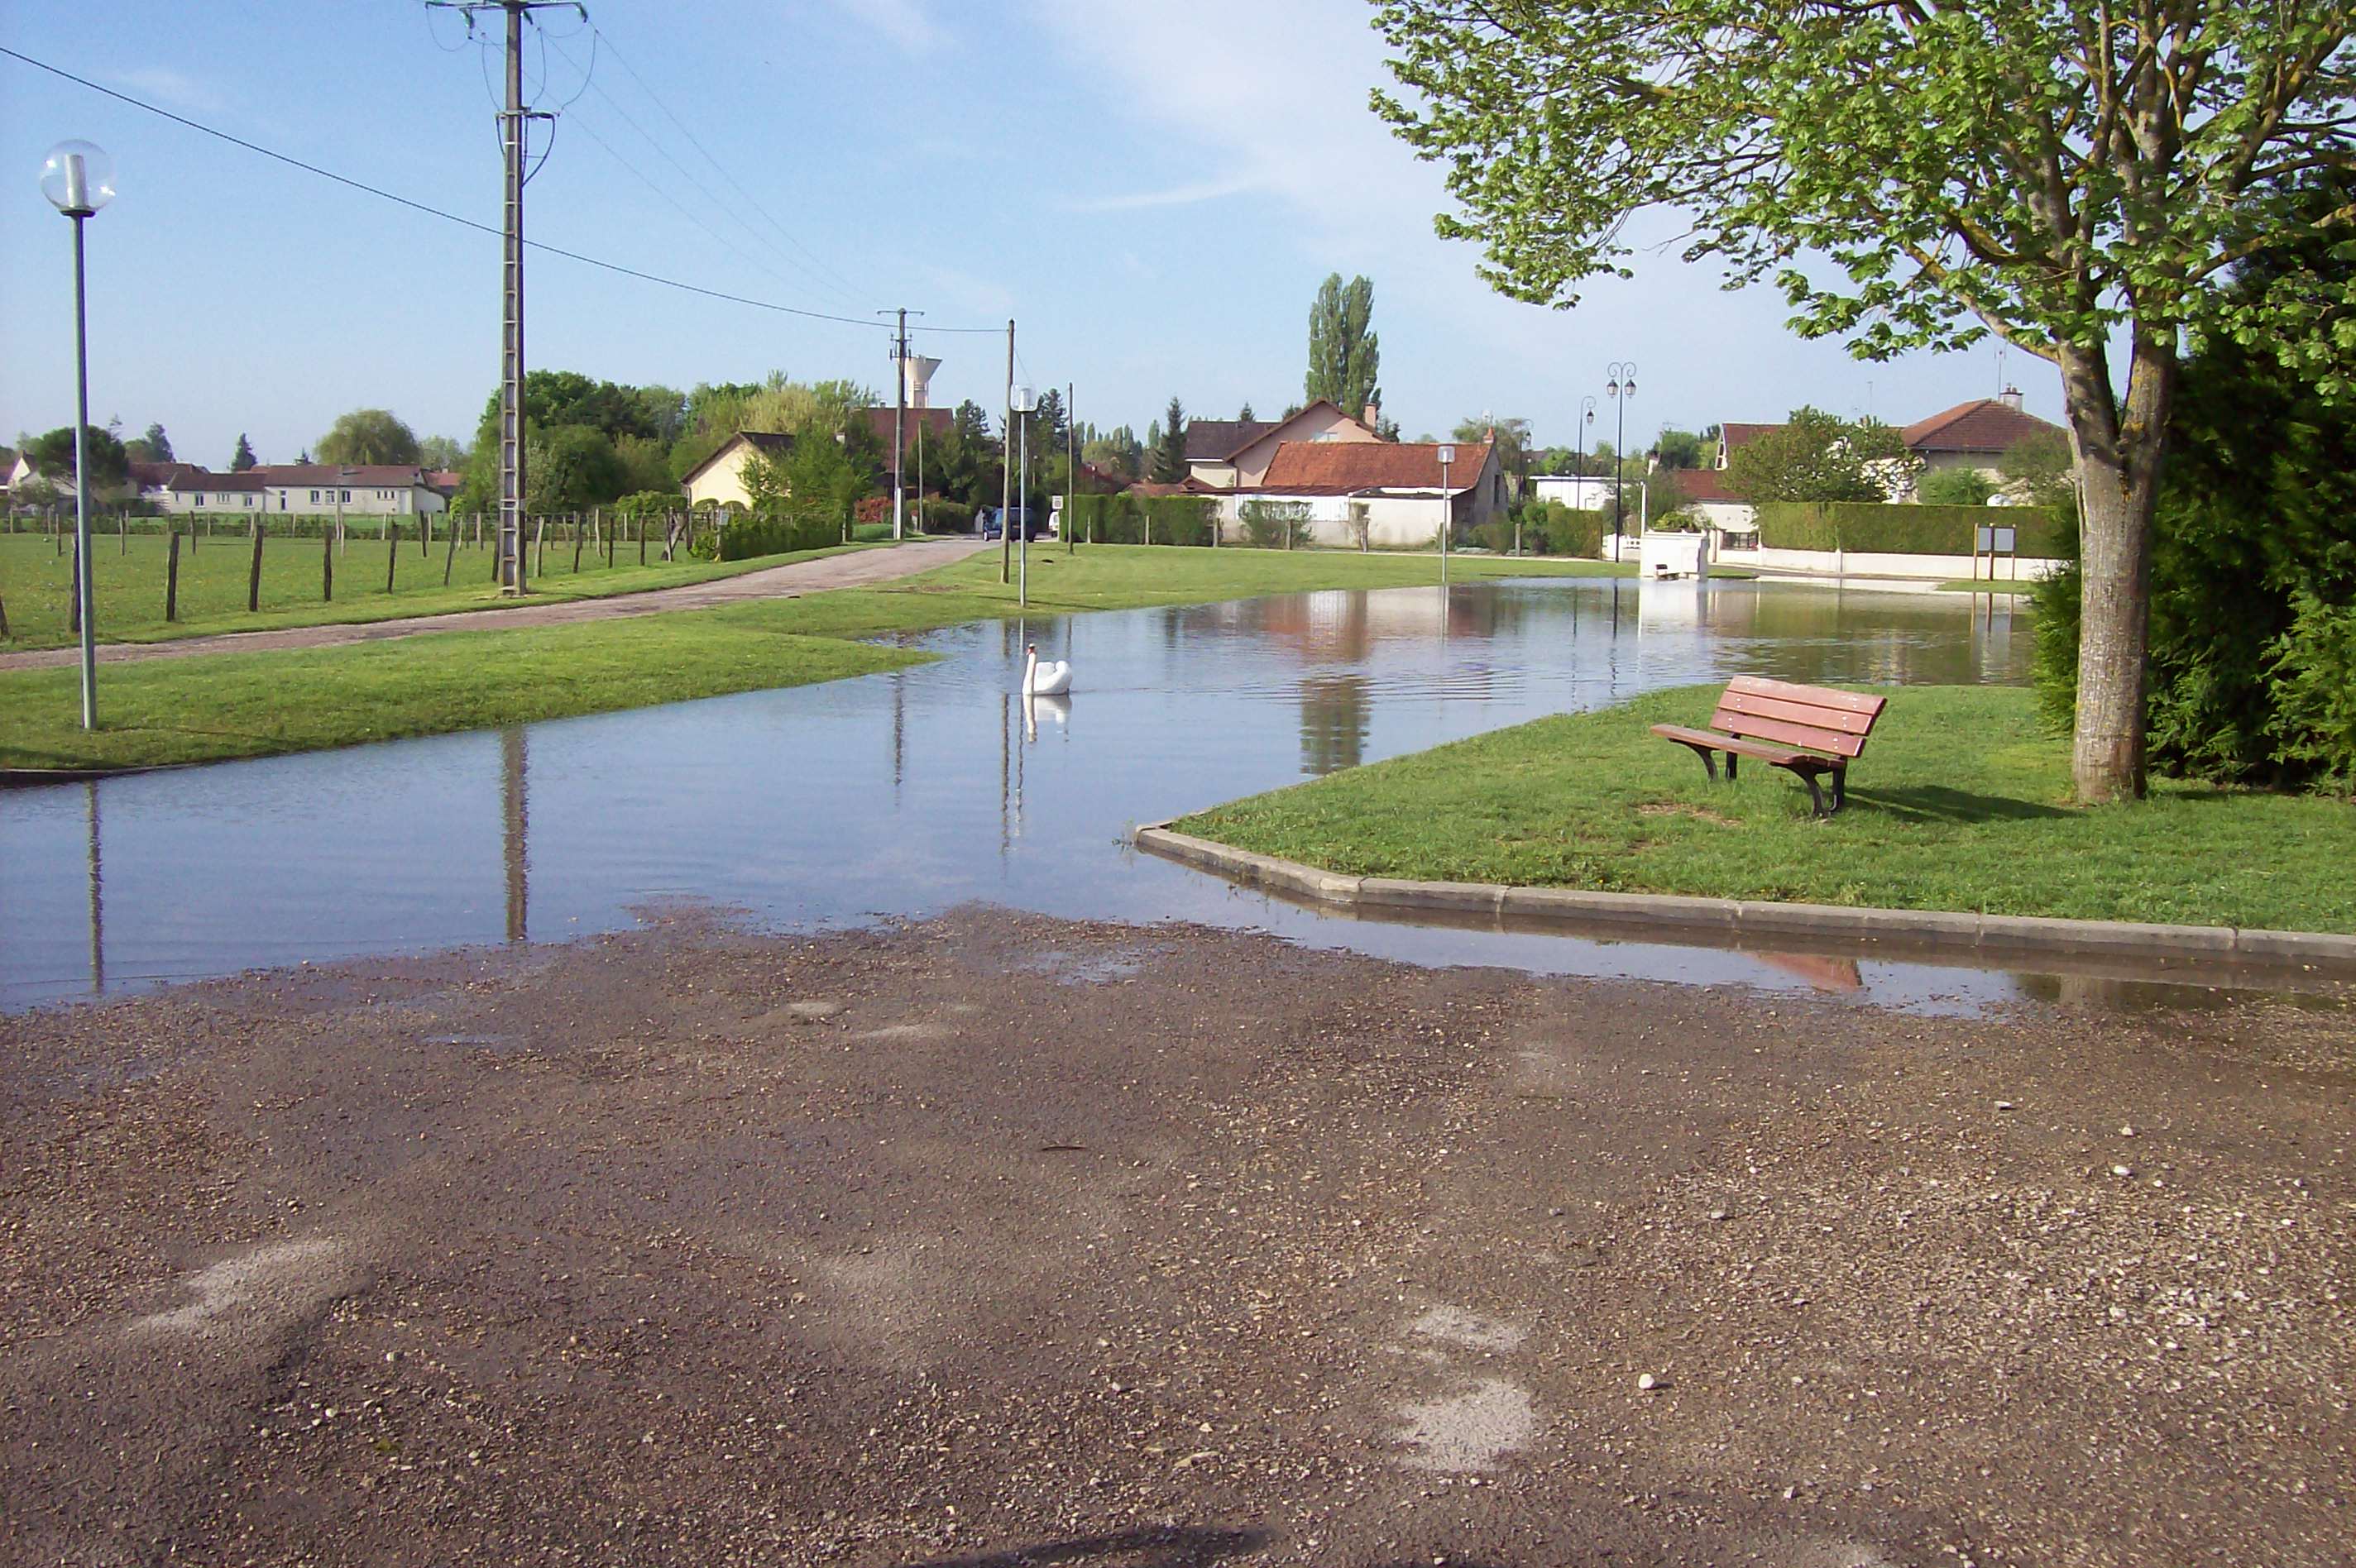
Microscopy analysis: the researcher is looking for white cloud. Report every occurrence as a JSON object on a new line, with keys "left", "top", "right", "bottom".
{"left": 1069, "top": 174, "right": 1267, "bottom": 213}
{"left": 110, "top": 67, "right": 230, "bottom": 117}
{"left": 824, "top": 0, "right": 944, "bottom": 51}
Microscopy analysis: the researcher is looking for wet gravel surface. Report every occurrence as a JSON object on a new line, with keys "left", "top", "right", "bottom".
{"left": 3, "top": 908, "right": 2351, "bottom": 1567}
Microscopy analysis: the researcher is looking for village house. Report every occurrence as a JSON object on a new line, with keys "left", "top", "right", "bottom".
{"left": 679, "top": 408, "right": 955, "bottom": 510}
{"left": 1184, "top": 400, "right": 1383, "bottom": 490}
{"left": 1209, "top": 437, "right": 1503, "bottom": 547}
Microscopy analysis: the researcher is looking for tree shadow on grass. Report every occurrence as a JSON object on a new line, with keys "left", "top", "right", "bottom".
{"left": 1846, "top": 784, "right": 2073, "bottom": 824}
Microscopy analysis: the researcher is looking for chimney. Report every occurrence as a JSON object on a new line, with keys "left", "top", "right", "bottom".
{"left": 1363, "top": 401, "right": 1381, "bottom": 429}
{"left": 1999, "top": 385, "right": 2023, "bottom": 411}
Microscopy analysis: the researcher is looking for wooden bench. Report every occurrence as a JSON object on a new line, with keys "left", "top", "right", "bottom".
{"left": 1650, "top": 676, "right": 1888, "bottom": 817}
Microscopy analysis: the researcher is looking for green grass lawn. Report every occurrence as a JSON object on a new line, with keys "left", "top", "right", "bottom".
{"left": 0, "top": 543, "right": 1635, "bottom": 772}
{"left": 0, "top": 528, "right": 874, "bottom": 651}
{"left": 1176, "top": 684, "right": 2356, "bottom": 934}
{"left": 1936, "top": 578, "right": 2039, "bottom": 595}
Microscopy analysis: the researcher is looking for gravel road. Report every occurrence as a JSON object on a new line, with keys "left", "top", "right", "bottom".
{"left": 3, "top": 908, "right": 2349, "bottom": 1566}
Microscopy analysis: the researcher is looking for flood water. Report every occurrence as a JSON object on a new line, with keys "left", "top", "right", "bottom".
{"left": 2, "top": 576, "right": 2306, "bottom": 1016}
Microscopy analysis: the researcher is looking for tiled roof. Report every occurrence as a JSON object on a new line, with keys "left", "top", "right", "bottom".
{"left": 863, "top": 406, "right": 955, "bottom": 452}
{"left": 1129, "top": 478, "right": 1223, "bottom": 496}
{"left": 1664, "top": 467, "right": 1747, "bottom": 504}
{"left": 1718, "top": 422, "right": 1782, "bottom": 457}
{"left": 1185, "top": 419, "right": 1276, "bottom": 461}
{"left": 1259, "top": 439, "right": 1492, "bottom": 494}
{"left": 251, "top": 464, "right": 436, "bottom": 486}
{"left": 1902, "top": 398, "right": 2066, "bottom": 454}
{"left": 130, "top": 460, "right": 203, "bottom": 489}
{"left": 166, "top": 470, "right": 267, "bottom": 492}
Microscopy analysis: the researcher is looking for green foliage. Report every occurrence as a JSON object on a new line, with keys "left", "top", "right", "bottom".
{"left": 716, "top": 507, "right": 842, "bottom": 562}
{"left": 230, "top": 433, "right": 257, "bottom": 471}
{"left": 26, "top": 424, "right": 129, "bottom": 490}
{"left": 1653, "top": 428, "right": 1704, "bottom": 469}
{"left": 317, "top": 409, "right": 422, "bottom": 466}
{"left": 1150, "top": 397, "right": 1188, "bottom": 484}
{"left": 1064, "top": 494, "right": 1215, "bottom": 545}
{"left": 612, "top": 433, "right": 675, "bottom": 499}
{"left": 1918, "top": 466, "right": 1996, "bottom": 506}
{"left": 1305, "top": 273, "right": 1381, "bottom": 414}
{"left": 1755, "top": 501, "right": 2066, "bottom": 557}
{"left": 2266, "top": 594, "right": 2356, "bottom": 794}
{"left": 919, "top": 499, "right": 971, "bottom": 533}
{"left": 126, "top": 423, "right": 173, "bottom": 463}
{"left": 1726, "top": 407, "right": 1916, "bottom": 503}
{"left": 1535, "top": 502, "right": 1605, "bottom": 558}
{"left": 1239, "top": 500, "right": 1310, "bottom": 548}
{"left": 612, "top": 490, "right": 682, "bottom": 519}
{"left": 526, "top": 425, "right": 627, "bottom": 513}
{"left": 1999, "top": 430, "right": 2073, "bottom": 501}
{"left": 417, "top": 434, "right": 469, "bottom": 471}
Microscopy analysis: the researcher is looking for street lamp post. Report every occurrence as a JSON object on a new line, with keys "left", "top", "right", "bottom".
{"left": 1436, "top": 444, "right": 1456, "bottom": 585}
{"left": 1012, "top": 383, "right": 1037, "bottom": 608}
{"left": 1606, "top": 363, "right": 1636, "bottom": 563}
{"left": 41, "top": 141, "right": 115, "bottom": 732}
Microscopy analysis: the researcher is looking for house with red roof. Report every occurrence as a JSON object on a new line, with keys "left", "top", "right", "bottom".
{"left": 1211, "top": 437, "right": 1503, "bottom": 547}
{"left": 1901, "top": 390, "right": 2067, "bottom": 481}
{"left": 1184, "top": 399, "right": 1382, "bottom": 490}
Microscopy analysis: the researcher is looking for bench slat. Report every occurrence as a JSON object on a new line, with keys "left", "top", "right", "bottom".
{"left": 1649, "top": 724, "right": 1827, "bottom": 769}
{"left": 1704, "top": 709, "right": 1869, "bottom": 758}
{"left": 1726, "top": 675, "right": 1887, "bottom": 718}
{"left": 1715, "top": 688, "right": 1879, "bottom": 738}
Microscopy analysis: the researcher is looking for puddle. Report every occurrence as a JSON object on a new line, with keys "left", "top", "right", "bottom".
{"left": 6, "top": 577, "right": 2331, "bottom": 1019}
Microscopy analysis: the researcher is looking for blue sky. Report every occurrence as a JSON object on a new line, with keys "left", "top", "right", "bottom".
{"left": 1, "top": 0, "right": 2062, "bottom": 469}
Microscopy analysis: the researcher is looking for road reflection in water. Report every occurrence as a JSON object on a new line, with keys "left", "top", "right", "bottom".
{"left": 8, "top": 576, "right": 2326, "bottom": 1017}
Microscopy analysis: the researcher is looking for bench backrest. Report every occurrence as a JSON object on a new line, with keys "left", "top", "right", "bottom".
{"left": 1711, "top": 676, "right": 1886, "bottom": 759}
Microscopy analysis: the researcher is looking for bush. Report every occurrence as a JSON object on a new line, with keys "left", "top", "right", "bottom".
{"left": 919, "top": 499, "right": 971, "bottom": 533}
{"left": 1535, "top": 501, "right": 1605, "bottom": 559}
{"left": 716, "top": 506, "right": 839, "bottom": 561}
{"left": 1239, "top": 500, "right": 1310, "bottom": 548}
{"left": 1918, "top": 466, "right": 1998, "bottom": 505}
{"left": 2266, "top": 593, "right": 2356, "bottom": 794}
{"left": 1471, "top": 519, "right": 1512, "bottom": 553}
{"left": 1066, "top": 493, "right": 1215, "bottom": 545}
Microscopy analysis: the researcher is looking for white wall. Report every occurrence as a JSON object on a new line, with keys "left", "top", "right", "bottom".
{"left": 1209, "top": 492, "right": 1453, "bottom": 549}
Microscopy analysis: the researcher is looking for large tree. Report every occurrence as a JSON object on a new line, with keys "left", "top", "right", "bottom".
{"left": 229, "top": 433, "right": 258, "bottom": 471}
{"left": 1373, "top": 1, "right": 2356, "bottom": 802}
{"left": 317, "top": 408, "right": 422, "bottom": 466}
{"left": 25, "top": 423, "right": 129, "bottom": 491}
{"left": 125, "top": 422, "right": 173, "bottom": 463}
{"left": 1726, "top": 407, "right": 1916, "bottom": 503}
{"left": 1305, "top": 273, "right": 1382, "bottom": 416}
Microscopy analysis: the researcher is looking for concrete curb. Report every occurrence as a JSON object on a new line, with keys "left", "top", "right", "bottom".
{"left": 1133, "top": 823, "right": 2356, "bottom": 974}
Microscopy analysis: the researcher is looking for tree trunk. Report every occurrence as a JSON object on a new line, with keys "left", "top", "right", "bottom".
{"left": 2058, "top": 332, "right": 2176, "bottom": 804}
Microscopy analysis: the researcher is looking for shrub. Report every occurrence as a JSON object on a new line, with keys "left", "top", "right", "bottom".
{"left": 1535, "top": 501, "right": 1605, "bottom": 559}
{"left": 919, "top": 499, "right": 971, "bottom": 533}
{"left": 2266, "top": 593, "right": 2356, "bottom": 794}
{"left": 1143, "top": 495, "right": 1217, "bottom": 546}
{"left": 1239, "top": 500, "right": 1310, "bottom": 548}
{"left": 1754, "top": 500, "right": 2069, "bottom": 557}
{"left": 1918, "top": 466, "right": 1998, "bottom": 505}
{"left": 716, "top": 506, "right": 839, "bottom": 561}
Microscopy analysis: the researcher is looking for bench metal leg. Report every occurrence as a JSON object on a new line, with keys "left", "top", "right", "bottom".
{"left": 1799, "top": 770, "right": 1827, "bottom": 817}
{"left": 1676, "top": 742, "right": 1719, "bottom": 783}
{"left": 1725, "top": 750, "right": 1739, "bottom": 782}
{"left": 1830, "top": 764, "right": 1847, "bottom": 815}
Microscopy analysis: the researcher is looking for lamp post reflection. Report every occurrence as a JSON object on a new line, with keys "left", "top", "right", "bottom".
{"left": 501, "top": 726, "right": 529, "bottom": 944}
{"left": 84, "top": 781, "right": 103, "bottom": 995}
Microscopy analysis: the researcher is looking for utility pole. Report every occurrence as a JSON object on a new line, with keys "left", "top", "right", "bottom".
{"left": 1000, "top": 319, "right": 1013, "bottom": 586}
{"left": 879, "top": 308, "right": 922, "bottom": 541}
{"left": 1065, "top": 382, "right": 1075, "bottom": 555}
{"left": 429, "top": 0, "right": 580, "bottom": 595}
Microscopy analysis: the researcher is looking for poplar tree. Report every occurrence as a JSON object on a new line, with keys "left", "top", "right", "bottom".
{"left": 1305, "top": 273, "right": 1382, "bottom": 416}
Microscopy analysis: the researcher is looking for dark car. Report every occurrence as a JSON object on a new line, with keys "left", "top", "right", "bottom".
{"left": 978, "top": 506, "right": 1050, "bottom": 542}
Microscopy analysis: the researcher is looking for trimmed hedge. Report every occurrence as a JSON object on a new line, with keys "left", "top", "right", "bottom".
{"left": 1755, "top": 500, "right": 2070, "bottom": 557}
{"left": 716, "top": 506, "right": 840, "bottom": 561}
{"left": 1065, "top": 493, "right": 1218, "bottom": 546}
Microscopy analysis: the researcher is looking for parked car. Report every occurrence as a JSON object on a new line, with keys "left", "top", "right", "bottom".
{"left": 978, "top": 506, "right": 1050, "bottom": 541}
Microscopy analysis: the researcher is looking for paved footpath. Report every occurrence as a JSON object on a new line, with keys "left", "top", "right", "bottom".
{"left": 0, "top": 535, "right": 993, "bottom": 672}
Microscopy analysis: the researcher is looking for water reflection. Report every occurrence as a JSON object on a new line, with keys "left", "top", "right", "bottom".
{"left": 7, "top": 576, "right": 2250, "bottom": 1019}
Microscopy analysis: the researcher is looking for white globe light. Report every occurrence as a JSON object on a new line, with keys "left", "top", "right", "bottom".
{"left": 41, "top": 141, "right": 115, "bottom": 217}
{"left": 1011, "top": 383, "right": 1037, "bottom": 414}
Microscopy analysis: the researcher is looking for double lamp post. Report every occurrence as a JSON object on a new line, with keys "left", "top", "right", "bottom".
{"left": 41, "top": 139, "right": 117, "bottom": 731}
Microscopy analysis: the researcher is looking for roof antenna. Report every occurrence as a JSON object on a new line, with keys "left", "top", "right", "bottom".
{"left": 1995, "top": 344, "right": 2009, "bottom": 399}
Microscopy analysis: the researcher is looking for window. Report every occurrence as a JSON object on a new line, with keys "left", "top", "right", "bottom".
{"left": 242, "top": 495, "right": 254, "bottom": 507}
{"left": 342, "top": 490, "right": 353, "bottom": 503}
{"left": 309, "top": 490, "right": 320, "bottom": 503}
{"left": 194, "top": 494, "right": 205, "bottom": 507}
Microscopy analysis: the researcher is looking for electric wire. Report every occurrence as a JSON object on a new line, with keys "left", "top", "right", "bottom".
{"left": 589, "top": 22, "right": 869, "bottom": 304}
{"left": 1, "top": 42, "right": 1017, "bottom": 337}
{"left": 544, "top": 29, "right": 861, "bottom": 308}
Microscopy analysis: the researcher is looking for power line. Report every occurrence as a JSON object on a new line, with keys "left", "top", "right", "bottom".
{"left": 544, "top": 28, "right": 863, "bottom": 308}
{"left": 0, "top": 42, "right": 898, "bottom": 333}
{"left": 589, "top": 22, "right": 869, "bottom": 304}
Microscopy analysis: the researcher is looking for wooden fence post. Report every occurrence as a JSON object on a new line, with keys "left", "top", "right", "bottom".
{"left": 572, "top": 512, "right": 585, "bottom": 574}
{"left": 386, "top": 521, "right": 400, "bottom": 594}
{"left": 421, "top": 511, "right": 431, "bottom": 557}
{"left": 166, "top": 528, "right": 181, "bottom": 621}
{"left": 248, "top": 523, "right": 265, "bottom": 612}
{"left": 322, "top": 526, "right": 334, "bottom": 603}
{"left": 637, "top": 514, "right": 645, "bottom": 566}
{"left": 604, "top": 508, "right": 614, "bottom": 567}
{"left": 118, "top": 509, "right": 127, "bottom": 556}
{"left": 443, "top": 516, "right": 459, "bottom": 586}
{"left": 69, "top": 539, "right": 81, "bottom": 633}
{"left": 533, "top": 515, "right": 547, "bottom": 578}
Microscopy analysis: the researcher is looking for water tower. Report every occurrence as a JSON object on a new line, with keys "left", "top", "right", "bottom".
{"left": 903, "top": 354, "right": 942, "bottom": 409}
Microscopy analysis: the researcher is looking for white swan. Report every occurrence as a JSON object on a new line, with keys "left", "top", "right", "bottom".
{"left": 1022, "top": 643, "right": 1073, "bottom": 696}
